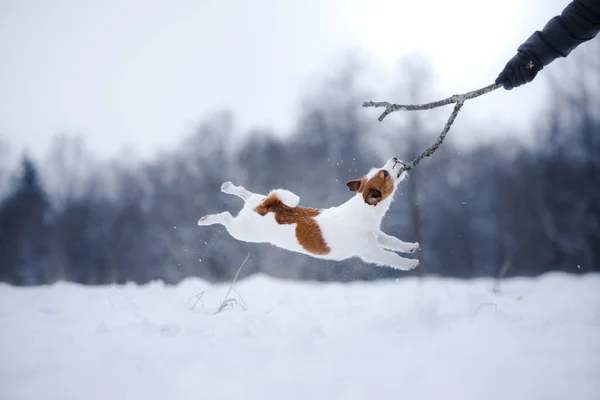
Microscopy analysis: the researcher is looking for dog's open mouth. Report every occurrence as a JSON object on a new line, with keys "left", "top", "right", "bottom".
{"left": 366, "top": 189, "right": 382, "bottom": 205}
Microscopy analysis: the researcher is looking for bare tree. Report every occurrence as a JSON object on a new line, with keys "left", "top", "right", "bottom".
{"left": 42, "top": 134, "right": 96, "bottom": 208}
{"left": 534, "top": 38, "right": 600, "bottom": 273}
{"left": 0, "top": 139, "right": 10, "bottom": 197}
{"left": 393, "top": 56, "right": 435, "bottom": 276}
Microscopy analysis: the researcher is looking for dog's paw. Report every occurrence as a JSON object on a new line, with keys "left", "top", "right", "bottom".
{"left": 408, "top": 259, "right": 420, "bottom": 270}
{"left": 197, "top": 215, "right": 211, "bottom": 226}
{"left": 221, "top": 181, "right": 234, "bottom": 193}
{"left": 407, "top": 242, "right": 420, "bottom": 253}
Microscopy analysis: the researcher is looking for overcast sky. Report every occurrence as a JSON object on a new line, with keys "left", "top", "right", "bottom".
{"left": 0, "top": 0, "right": 571, "bottom": 161}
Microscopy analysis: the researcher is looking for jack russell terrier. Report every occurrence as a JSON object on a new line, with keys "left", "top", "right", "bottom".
{"left": 197, "top": 157, "right": 420, "bottom": 271}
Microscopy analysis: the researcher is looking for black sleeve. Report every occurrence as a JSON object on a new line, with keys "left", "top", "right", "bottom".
{"left": 517, "top": 0, "right": 600, "bottom": 68}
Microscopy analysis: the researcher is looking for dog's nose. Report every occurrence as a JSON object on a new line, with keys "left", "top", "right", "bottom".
{"left": 393, "top": 157, "right": 398, "bottom": 162}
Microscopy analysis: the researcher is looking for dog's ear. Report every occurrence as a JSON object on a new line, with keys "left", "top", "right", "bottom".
{"left": 364, "top": 189, "right": 382, "bottom": 206}
{"left": 346, "top": 180, "right": 362, "bottom": 192}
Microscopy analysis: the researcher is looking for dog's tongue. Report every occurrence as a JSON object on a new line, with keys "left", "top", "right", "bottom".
{"left": 367, "top": 190, "right": 382, "bottom": 206}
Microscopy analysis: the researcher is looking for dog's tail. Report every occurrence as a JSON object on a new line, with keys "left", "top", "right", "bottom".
{"left": 269, "top": 189, "right": 300, "bottom": 207}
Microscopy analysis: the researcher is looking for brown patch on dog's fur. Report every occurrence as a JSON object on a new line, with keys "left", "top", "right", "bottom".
{"left": 346, "top": 169, "right": 394, "bottom": 206}
{"left": 254, "top": 193, "right": 330, "bottom": 255}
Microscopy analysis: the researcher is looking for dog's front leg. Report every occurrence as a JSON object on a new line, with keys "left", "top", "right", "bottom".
{"left": 360, "top": 245, "right": 419, "bottom": 271}
{"left": 377, "top": 232, "right": 419, "bottom": 253}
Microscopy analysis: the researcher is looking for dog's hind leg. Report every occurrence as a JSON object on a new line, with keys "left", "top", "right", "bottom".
{"left": 197, "top": 211, "right": 257, "bottom": 244}
{"left": 197, "top": 211, "right": 233, "bottom": 227}
{"left": 221, "top": 181, "right": 255, "bottom": 201}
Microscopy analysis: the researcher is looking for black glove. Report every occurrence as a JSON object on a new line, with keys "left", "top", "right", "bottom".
{"left": 495, "top": 52, "right": 541, "bottom": 90}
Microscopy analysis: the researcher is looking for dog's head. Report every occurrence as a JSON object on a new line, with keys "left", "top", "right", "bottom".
{"left": 345, "top": 157, "right": 408, "bottom": 206}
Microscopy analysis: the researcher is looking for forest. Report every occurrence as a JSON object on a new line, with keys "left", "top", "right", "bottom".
{"left": 0, "top": 45, "right": 598, "bottom": 286}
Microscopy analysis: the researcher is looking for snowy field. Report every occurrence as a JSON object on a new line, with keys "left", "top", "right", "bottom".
{"left": 1, "top": 272, "right": 599, "bottom": 400}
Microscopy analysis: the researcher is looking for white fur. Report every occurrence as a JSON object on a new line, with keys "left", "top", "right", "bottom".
{"left": 198, "top": 158, "right": 420, "bottom": 271}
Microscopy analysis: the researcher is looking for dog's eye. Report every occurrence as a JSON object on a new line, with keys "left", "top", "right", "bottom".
{"left": 382, "top": 171, "right": 389, "bottom": 178}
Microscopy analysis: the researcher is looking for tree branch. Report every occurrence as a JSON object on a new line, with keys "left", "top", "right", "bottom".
{"left": 363, "top": 83, "right": 501, "bottom": 121}
{"left": 402, "top": 100, "right": 463, "bottom": 171}
{"left": 363, "top": 83, "right": 501, "bottom": 171}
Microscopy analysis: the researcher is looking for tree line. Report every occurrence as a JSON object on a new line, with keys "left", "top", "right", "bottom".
{"left": 0, "top": 50, "right": 598, "bottom": 286}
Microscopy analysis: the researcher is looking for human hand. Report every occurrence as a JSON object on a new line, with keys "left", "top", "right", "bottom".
{"left": 495, "top": 52, "right": 541, "bottom": 90}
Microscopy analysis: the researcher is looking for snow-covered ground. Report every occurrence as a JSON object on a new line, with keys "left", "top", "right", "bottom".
{"left": 1, "top": 272, "right": 599, "bottom": 400}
